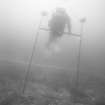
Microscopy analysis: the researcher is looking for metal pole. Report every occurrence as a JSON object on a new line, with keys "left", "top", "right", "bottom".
{"left": 22, "top": 15, "right": 44, "bottom": 94}
{"left": 40, "top": 28, "right": 81, "bottom": 37}
{"left": 75, "top": 18, "right": 86, "bottom": 88}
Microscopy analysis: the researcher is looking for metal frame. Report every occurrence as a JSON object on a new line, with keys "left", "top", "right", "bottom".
{"left": 22, "top": 14, "right": 86, "bottom": 94}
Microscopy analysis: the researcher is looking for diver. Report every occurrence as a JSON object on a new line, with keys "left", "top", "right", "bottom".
{"left": 46, "top": 7, "right": 71, "bottom": 49}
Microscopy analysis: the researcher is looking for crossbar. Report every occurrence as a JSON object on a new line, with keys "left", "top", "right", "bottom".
{"left": 40, "top": 27, "right": 81, "bottom": 37}
{"left": 34, "top": 63, "right": 71, "bottom": 70}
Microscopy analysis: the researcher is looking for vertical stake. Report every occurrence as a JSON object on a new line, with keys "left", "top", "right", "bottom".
{"left": 75, "top": 18, "right": 86, "bottom": 88}
{"left": 22, "top": 15, "right": 44, "bottom": 94}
